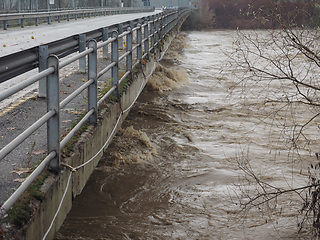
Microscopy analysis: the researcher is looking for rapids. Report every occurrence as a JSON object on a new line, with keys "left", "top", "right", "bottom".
{"left": 55, "top": 30, "right": 318, "bottom": 239}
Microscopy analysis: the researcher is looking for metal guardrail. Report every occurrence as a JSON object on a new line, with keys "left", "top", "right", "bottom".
{"left": 0, "top": 7, "right": 190, "bottom": 220}
{"left": 0, "top": 8, "right": 153, "bottom": 85}
{"left": 0, "top": 7, "right": 153, "bottom": 30}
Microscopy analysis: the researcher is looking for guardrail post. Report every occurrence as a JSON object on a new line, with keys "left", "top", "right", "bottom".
{"left": 35, "top": 17, "right": 39, "bottom": 26}
{"left": 137, "top": 24, "right": 142, "bottom": 66}
{"left": 47, "top": 55, "right": 60, "bottom": 172}
{"left": 111, "top": 31, "right": 119, "bottom": 99}
{"left": 102, "top": 27, "right": 109, "bottom": 59}
{"left": 118, "top": 23, "right": 124, "bottom": 49}
{"left": 126, "top": 27, "right": 132, "bottom": 80}
{"left": 39, "top": 45, "right": 48, "bottom": 98}
{"left": 20, "top": 19, "right": 24, "bottom": 28}
{"left": 58, "top": 15, "right": 61, "bottom": 23}
{"left": 4, "top": 20, "right": 8, "bottom": 30}
{"left": 67, "top": 14, "right": 70, "bottom": 21}
{"left": 79, "top": 34, "right": 86, "bottom": 73}
{"left": 144, "top": 21, "right": 149, "bottom": 58}
{"left": 47, "top": 16, "right": 51, "bottom": 24}
{"left": 129, "top": 20, "right": 134, "bottom": 29}
{"left": 88, "top": 40, "right": 98, "bottom": 124}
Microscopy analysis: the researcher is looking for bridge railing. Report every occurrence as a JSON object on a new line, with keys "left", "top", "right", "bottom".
{"left": 0, "top": 8, "right": 190, "bottom": 219}
{"left": 0, "top": 7, "right": 153, "bottom": 30}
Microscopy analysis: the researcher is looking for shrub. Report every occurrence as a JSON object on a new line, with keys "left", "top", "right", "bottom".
{"left": 201, "top": 0, "right": 318, "bottom": 29}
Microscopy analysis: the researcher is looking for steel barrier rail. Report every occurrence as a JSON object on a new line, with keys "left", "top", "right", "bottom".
{"left": 0, "top": 8, "right": 191, "bottom": 219}
{"left": 0, "top": 11, "right": 161, "bottom": 84}
{"left": 0, "top": 7, "right": 153, "bottom": 29}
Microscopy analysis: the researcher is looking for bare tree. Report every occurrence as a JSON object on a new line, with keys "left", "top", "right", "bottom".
{"left": 226, "top": 1, "right": 320, "bottom": 237}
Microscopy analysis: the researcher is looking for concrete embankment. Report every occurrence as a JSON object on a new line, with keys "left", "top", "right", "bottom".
{"left": 0, "top": 15, "right": 189, "bottom": 240}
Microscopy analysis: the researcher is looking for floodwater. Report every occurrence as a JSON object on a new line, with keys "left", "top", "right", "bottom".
{"left": 55, "top": 30, "right": 319, "bottom": 239}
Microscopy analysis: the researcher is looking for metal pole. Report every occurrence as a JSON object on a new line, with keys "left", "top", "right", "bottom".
{"left": 137, "top": 24, "right": 142, "bottom": 65}
{"left": 39, "top": 45, "right": 48, "bottom": 98}
{"left": 18, "top": 0, "right": 22, "bottom": 26}
{"left": 126, "top": 27, "right": 132, "bottom": 80}
{"left": 88, "top": 40, "right": 97, "bottom": 124}
{"left": 111, "top": 31, "right": 119, "bottom": 99}
{"left": 79, "top": 34, "right": 86, "bottom": 73}
{"left": 150, "top": 16, "right": 155, "bottom": 52}
{"left": 155, "top": 17, "right": 159, "bottom": 45}
{"left": 4, "top": 20, "right": 8, "bottom": 30}
{"left": 118, "top": 23, "right": 123, "bottom": 49}
{"left": 47, "top": 0, "right": 51, "bottom": 24}
{"left": 102, "top": 28, "right": 109, "bottom": 59}
{"left": 144, "top": 20, "right": 149, "bottom": 59}
{"left": 47, "top": 55, "right": 60, "bottom": 172}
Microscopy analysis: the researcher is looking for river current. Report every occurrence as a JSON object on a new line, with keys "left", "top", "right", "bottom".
{"left": 55, "top": 30, "right": 318, "bottom": 239}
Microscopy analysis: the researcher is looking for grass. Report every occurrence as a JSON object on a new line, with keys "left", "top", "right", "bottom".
{"left": 6, "top": 171, "right": 50, "bottom": 229}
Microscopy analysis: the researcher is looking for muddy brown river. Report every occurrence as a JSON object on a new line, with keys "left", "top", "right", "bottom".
{"left": 55, "top": 30, "right": 319, "bottom": 239}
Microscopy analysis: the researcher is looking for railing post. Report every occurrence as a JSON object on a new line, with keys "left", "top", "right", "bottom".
{"left": 150, "top": 17, "right": 155, "bottom": 52}
{"left": 111, "top": 31, "right": 119, "bottom": 99}
{"left": 137, "top": 24, "right": 142, "bottom": 66}
{"left": 79, "top": 34, "right": 86, "bottom": 73}
{"left": 159, "top": 14, "right": 164, "bottom": 40}
{"left": 144, "top": 21, "right": 149, "bottom": 58}
{"left": 20, "top": 19, "right": 24, "bottom": 28}
{"left": 88, "top": 40, "right": 98, "bottom": 124}
{"left": 35, "top": 17, "right": 38, "bottom": 26}
{"left": 39, "top": 45, "right": 49, "bottom": 98}
{"left": 126, "top": 27, "right": 132, "bottom": 80}
{"left": 102, "top": 27, "right": 109, "bottom": 59}
{"left": 155, "top": 18, "right": 159, "bottom": 46}
{"left": 118, "top": 23, "right": 124, "bottom": 49}
{"left": 47, "top": 55, "right": 60, "bottom": 172}
{"left": 164, "top": 14, "right": 168, "bottom": 35}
